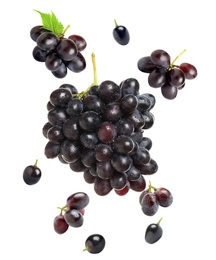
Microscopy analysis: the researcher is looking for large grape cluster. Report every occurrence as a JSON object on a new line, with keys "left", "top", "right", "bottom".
{"left": 42, "top": 78, "right": 158, "bottom": 196}
{"left": 30, "top": 25, "right": 87, "bottom": 78}
{"left": 137, "top": 49, "right": 197, "bottom": 100}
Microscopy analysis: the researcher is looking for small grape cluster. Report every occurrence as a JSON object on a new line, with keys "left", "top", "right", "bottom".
{"left": 30, "top": 25, "right": 87, "bottom": 78}
{"left": 139, "top": 181, "right": 173, "bottom": 216}
{"left": 137, "top": 49, "right": 197, "bottom": 99}
{"left": 42, "top": 77, "right": 159, "bottom": 196}
{"left": 54, "top": 192, "right": 89, "bottom": 234}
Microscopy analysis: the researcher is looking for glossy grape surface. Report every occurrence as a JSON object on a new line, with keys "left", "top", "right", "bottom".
{"left": 84, "top": 234, "right": 106, "bottom": 254}
{"left": 23, "top": 160, "right": 41, "bottom": 185}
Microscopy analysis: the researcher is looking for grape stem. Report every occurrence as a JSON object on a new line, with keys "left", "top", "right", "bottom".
{"left": 147, "top": 180, "right": 157, "bottom": 192}
{"left": 57, "top": 205, "right": 67, "bottom": 215}
{"left": 169, "top": 49, "right": 186, "bottom": 69}
{"left": 114, "top": 19, "right": 118, "bottom": 27}
{"left": 73, "top": 52, "right": 98, "bottom": 98}
{"left": 157, "top": 217, "right": 163, "bottom": 226}
{"left": 83, "top": 247, "right": 89, "bottom": 252}
{"left": 59, "top": 24, "right": 70, "bottom": 39}
{"left": 34, "top": 159, "right": 38, "bottom": 167}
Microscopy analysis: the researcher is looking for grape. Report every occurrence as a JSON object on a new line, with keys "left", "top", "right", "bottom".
{"left": 68, "top": 34, "right": 87, "bottom": 51}
{"left": 30, "top": 25, "right": 87, "bottom": 78}
{"left": 112, "top": 19, "right": 130, "bottom": 45}
{"left": 141, "top": 192, "right": 159, "bottom": 216}
{"left": 32, "top": 46, "right": 48, "bottom": 62}
{"left": 51, "top": 62, "right": 67, "bottom": 78}
{"left": 145, "top": 220, "right": 163, "bottom": 244}
{"left": 150, "top": 49, "right": 171, "bottom": 68}
{"left": 23, "top": 160, "right": 41, "bottom": 185}
{"left": 36, "top": 31, "right": 59, "bottom": 51}
{"left": 167, "top": 67, "right": 185, "bottom": 88}
{"left": 53, "top": 215, "right": 69, "bottom": 234}
{"left": 179, "top": 62, "right": 197, "bottom": 79}
{"left": 42, "top": 78, "right": 158, "bottom": 197}
{"left": 30, "top": 25, "right": 50, "bottom": 41}
{"left": 66, "top": 52, "right": 86, "bottom": 73}
{"left": 66, "top": 192, "right": 90, "bottom": 210}
{"left": 137, "top": 49, "right": 197, "bottom": 99}
{"left": 148, "top": 67, "right": 167, "bottom": 88}
{"left": 154, "top": 187, "right": 173, "bottom": 207}
{"left": 137, "top": 56, "right": 157, "bottom": 73}
{"left": 64, "top": 209, "right": 84, "bottom": 227}
{"left": 161, "top": 82, "right": 178, "bottom": 100}
{"left": 56, "top": 38, "right": 78, "bottom": 61}
{"left": 84, "top": 234, "right": 106, "bottom": 254}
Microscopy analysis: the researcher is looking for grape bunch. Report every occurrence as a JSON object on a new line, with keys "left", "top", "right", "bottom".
{"left": 137, "top": 49, "right": 198, "bottom": 100}
{"left": 30, "top": 26, "right": 87, "bottom": 78}
{"left": 42, "top": 77, "right": 159, "bottom": 196}
{"left": 139, "top": 181, "right": 173, "bottom": 216}
{"left": 54, "top": 192, "right": 89, "bottom": 234}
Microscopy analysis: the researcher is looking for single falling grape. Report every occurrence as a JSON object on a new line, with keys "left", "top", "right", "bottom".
{"left": 23, "top": 159, "right": 42, "bottom": 185}
{"left": 83, "top": 234, "right": 106, "bottom": 254}
{"left": 145, "top": 218, "right": 163, "bottom": 244}
{"left": 112, "top": 19, "right": 130, "bottom": 45}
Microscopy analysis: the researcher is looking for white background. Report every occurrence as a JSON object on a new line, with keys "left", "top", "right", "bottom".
{"left": 1, "top": 0, "right": 216, "bottom": 259}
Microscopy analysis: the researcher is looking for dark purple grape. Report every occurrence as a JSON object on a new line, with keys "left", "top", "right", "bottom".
{"left": 64, "top": 209, "right": 84, "bottom": 227}
{"left": 148, "top": 68, "right": 167, "bottom": 88}
{"left": 59, "top": 84, "right": 78, "bottom": 94}
{"left": 145, "top": 221, "right": 163, "bottom": 244}
{"left": 97, "top": 122, "right": 117, "bottom": 144}
{"left": 62, "top": 117, "right": 81, "bottom": 141}
{"left": 79, "top": 111, "right": 102, "bottom": 132}
{"left": 120, "top": 94, "right": 138, "bottom": 114}
{"left": 84, "top": 234, "right": 105, "bottom": 254}
{"left": 66, "top": 98, "right": 83, "bottom": 116}
{"left": 69, "top": 159, "right": 87, "bottom": 172}
{"left": 111, "top": 153, "right": 132, "bottom": 172}
{"left": 129, "top": 174, "right": 146, "bottom": 192}
{"left": 167, "top": 67, "right": 185, "bottom": 88}
{"left": 96, "top": 160, "right": 115, "bottom": 179}
{"left": 150, "top": 49, "right": 171, "bottom": 68}
{"left": 125, "top": 165, "right": 141, "bottom": 181}
{"left": 60, "top": 140, "right": 81, "bottom": 163}
{"left": 113, "top": 135, "right": 134, "bottom": 154}
{"left": 81, "top": 148, "right": 96, "bottom": 167}
{"left": 68, "top": 34, "right": 87, "bottom": 51}
{"left": 98, "top": 80, "right": 121, "bottom": 103}
{"left": 113, "top": 19, "right": 130, "bottom": 45}
{"left": 136, "top": 158, "right": 158, "bottom": 175}
{"left": 94, "top": 177, "right": 113, "bottom": 196}
{"left": 45, "top": 52, "right": 62, "bottom": 71}
{"left": 53, "top": 215, "right": 69, "bottom": 234}
{"left": 47, "top": 125, "right": 65, "bottom": 144}
{"left": 139, "top": 137, "right": 152, "bottom": 151}
{"left": 137, "top": 94, "right": 152, "bottom": 112}
{"left": 42, "top": 121, "right": 52, "bottom": 138}
{"left": 50, "top": 88, "right": 72, "bottom": 107}
{"left": 120, "top": 78, "right": 140, "bottom": 96}
{"left": 23, "top": 160, "right": 41, "bottom": 185}
{"left": 115, "top": 118, "right": 134, "bottom": 136}
{"left": 141, "top": 192, "right": 159, "bottom": 216}
{"left": 80, "top": 132, "right": 99, "bottom": 149}
{"left": 32, "top": 46, "right": 48, "bottom": 62}
{"left": 143, "top": 93, "right": 156, "bottom": 110}
{"left": 48, "top": 107, "right": 68, "bottom": 126}
{"left": 56, "top": 38, "right": 78, "bottom": 61}
{"left": 132, "top": 147, "right": 150, "bottom": 165}
{"left": 51, "top": 62, "right": 67, "bottom": 78}
{"left": 30, "top": 25, "right": 50, "bottom": 42}
{"left": 66, "top": 52, "right": 86, "bottom": 72}
{"left": 95, "top": 144, "right": 113, "bottom": 162}
{"left": 36, "top": 31, "right": 59, "bottom": 51}
{"left": 154, "top": 187, "right": 173, "bottom": 207}
{"left": 83, "top": 95, "right": 105, "bottom": 114}
{"left": 127, "top": 109, "right": 145, "bottom": 129}
{"left": 110, "top": 172, "right": 127, "bottom": 190}
{"left": 44, "top": 141, "right": 61, "bottom": 158}
{"left": 103, "top": 102, "right": 122, "bottom": 122}
{"left": 137, "top": 56, "right": 157, "bottom": 73}
{"left": 83, "top": 169, "right": 96, "bottom": 184}
{"left": 66, "top": 192, "right": 90, "bottom": 210}
{"left": 161, "top": 82, "right": 178, "bottom": 100}
{"left": 142, "top": 111, "right": 155, "bottom": 129}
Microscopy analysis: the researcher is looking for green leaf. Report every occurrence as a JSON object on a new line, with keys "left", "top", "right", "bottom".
{"left": 34, "top": 10, "right": 65, "bottom": 37}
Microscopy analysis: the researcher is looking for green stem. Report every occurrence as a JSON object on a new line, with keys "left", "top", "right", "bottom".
{"left": 83, "top": 247, "right": 89, "bottom": 252}
{"left": 59, "top": 24, "right": 70, "bottom": 39}
{"left": 170, "top": 49, "right": 186, "bottom": 67}
{"left": 34, "top": 159, "right": 38, "bottom": 167}
{"left": 157, "top": 217, "right": 163, "bottom": 226}
{"left": 57, "top": 204, "right": 67, "bottom": 215}
{"left": 114, "top": 19, "right": 118, "bottom": 27}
